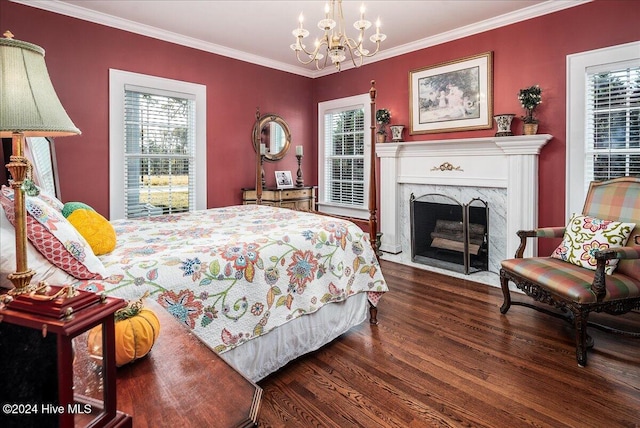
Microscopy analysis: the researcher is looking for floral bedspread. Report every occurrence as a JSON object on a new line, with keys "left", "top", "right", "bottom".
{"left": 73, "top": 205, "right": 387, "bottom": 354}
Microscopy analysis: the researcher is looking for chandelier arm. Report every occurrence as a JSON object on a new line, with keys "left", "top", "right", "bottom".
{"left": 295, "top": 37, "right": 320, "bottom": 57}
{"left": 294, "top": 37, "right": 329, "bottom": 65}
{"left": 353, "top": 40, "right": 382, "bottom": 58}
{"left": 344, "top": 36, "right": 362, "bottom": 51}
{"left": 344, "top": 44, "right": 364, "bottom": 69}
{"left": 317, "top": 50, "right": 331, "bottom": 71}
{"left": 295, "top": 49, "right": 316, "bottom": 65}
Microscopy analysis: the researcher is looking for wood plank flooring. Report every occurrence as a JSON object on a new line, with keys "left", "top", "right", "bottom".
{"left": 257, "top": 260, "right": 640, "bottom": 427}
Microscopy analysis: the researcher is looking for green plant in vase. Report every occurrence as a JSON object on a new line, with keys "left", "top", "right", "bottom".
{"left": 518, "top": 85, "right": 542, "bottom": 134}
{"left": 376, "top": 108, "right": 391, "bottom": 142}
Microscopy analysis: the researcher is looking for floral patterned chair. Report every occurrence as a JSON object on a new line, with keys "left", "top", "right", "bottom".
{"left": 500, "top": 176, "right": 640, "bottom": 366}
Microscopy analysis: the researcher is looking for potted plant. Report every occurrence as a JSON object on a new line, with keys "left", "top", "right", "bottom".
{"left": 518, "top": 85, "right": 542, "bottom": 135}
{"left": 376, "top": 108, "right": 391, "bottom": 143}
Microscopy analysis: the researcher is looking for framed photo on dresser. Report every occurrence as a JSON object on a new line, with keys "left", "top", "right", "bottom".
{"left": 275, "top": 170, "right": 293, "bottom": 189}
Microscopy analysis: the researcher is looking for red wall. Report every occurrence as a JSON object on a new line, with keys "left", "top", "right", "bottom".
{"left": 313, "top": 0, "right": 640, "bottom": 254}
{"left": 0, "top": 0, "right": 315, "bottom": 215}
{"left": 2, "top": 0, "right": 639, "bottom": 255}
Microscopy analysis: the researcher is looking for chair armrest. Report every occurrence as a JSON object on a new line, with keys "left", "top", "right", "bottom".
{"left": 596, "top": 245, "right": 640, "bottom": 262}
{"left": 534, "top": 227, "right": 566, "bottom": 238}
{"left": 513, "top": 227, "right": 565, "bottom": 258}
{"left": 591, "top": 244, "right": 640, "bottom": 300}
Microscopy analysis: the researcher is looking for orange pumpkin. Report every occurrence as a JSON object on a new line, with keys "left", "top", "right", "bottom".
{"left": 88, "top": 297, "right": 160, "bottom": 367}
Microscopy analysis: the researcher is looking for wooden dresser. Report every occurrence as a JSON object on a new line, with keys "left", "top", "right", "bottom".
{"left": 242, "top": 186, "right": 316, "bottom": 212}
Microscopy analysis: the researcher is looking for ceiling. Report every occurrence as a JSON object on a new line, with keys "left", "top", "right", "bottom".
{"left": 16, "top": 0, "right": 588, "bottom": 77}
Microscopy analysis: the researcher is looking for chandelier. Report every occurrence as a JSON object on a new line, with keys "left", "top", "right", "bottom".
{"left": 290, "top": 0, "right": 386, "bottom": 71}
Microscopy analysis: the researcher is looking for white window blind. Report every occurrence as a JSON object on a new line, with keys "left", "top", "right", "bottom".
{"left": 323, "top": 107, "right": 365, "bottom": 207}
{"left": 585, "top": 62, "right": 640, "bottom": 190}
{"left": 123, "top": 87, "right": 196, "bottom": 218}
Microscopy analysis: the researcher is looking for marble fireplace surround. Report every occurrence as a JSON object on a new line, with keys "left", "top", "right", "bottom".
{"left": 376, "top": 135, "right": 552, "bottom": 284}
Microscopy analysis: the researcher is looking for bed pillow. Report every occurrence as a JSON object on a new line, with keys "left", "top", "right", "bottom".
{"left": 0, "top": 187, "right": 107, "bottom": 280}
{"left": 37, "top": 187, "right": 64, "bottom": 211}
{"left": 1, "top": 184, "right": 64, "bottom": 212}
{"left": 67, "top": 208, "right": 117, "bottom": 255}
{"left": 551, "top": 213, "right": 635, "bottom": 275}
{"left": 62, "top": 201, "right": 95, "bottom": 218}
{"left": 0, "top": 203, "right": 78, "bottom": 289}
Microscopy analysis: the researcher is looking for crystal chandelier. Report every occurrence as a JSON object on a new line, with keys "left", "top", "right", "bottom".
{"left": 291, "top": 0, "right": 386, "bottom": 71}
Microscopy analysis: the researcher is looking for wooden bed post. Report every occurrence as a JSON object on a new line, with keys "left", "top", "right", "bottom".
{"left": 255, "top": 108, "right": 263, "bottom": 205}
{"left": 369, "top": 80, "right": 379, "bottom": 257}
{"left": 369, "top": 80, "right": 380, "bottom": 325}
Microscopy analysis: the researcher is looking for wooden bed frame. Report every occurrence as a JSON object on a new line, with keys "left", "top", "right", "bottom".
{"left": 254, "top": 80, "right": 381, "bottom": 324}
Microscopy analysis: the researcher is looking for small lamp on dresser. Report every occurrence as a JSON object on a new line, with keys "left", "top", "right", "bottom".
{"left": 0, "top": 31, "right": 131, "bottom": 427}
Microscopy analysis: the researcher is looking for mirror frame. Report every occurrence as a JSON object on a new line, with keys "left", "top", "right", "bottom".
{"left": 252, "top": 113, "right": 291, "bottom": 162}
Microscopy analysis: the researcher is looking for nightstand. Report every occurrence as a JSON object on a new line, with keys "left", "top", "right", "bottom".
{"left": 242, "top": 186, "right": 316, "bottom": 212}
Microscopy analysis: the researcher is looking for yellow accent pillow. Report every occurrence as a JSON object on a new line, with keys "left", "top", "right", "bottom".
{"left": 67, "top": 209, "right": 116, "bottom": 255}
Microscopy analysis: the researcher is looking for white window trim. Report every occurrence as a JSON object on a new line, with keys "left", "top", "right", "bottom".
{"left": 317, "top": 93, "right": 372, "bottom": 220}
{"left": 109, "top": 69, "right": 207, "bottom": 220}
{"left": 566, "top": 41, "right": 640, "bottom": 217}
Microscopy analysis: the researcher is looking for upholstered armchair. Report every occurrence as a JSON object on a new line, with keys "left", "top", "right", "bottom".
{"left": 500, "top": 177, "right": 640, "bottom": 366}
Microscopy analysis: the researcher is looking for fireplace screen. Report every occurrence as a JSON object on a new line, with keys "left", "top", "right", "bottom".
{"left": 410, "top": 193, "right": 488, "bottom": 274}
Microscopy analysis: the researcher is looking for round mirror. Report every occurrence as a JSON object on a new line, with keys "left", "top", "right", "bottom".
{"left": 252, "top": 113, "right": 291, "bottom": 162}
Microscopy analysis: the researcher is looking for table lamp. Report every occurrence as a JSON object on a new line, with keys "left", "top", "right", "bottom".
{"left": 0, "top": 31, "right": 81, "bottom": 295}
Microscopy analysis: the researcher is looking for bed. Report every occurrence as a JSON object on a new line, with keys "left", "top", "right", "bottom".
{"left": 83, "top": 204, "right": 386, "bottom": 380}
{"left": 1, "top": 82, "right": 387, "bottom": 382}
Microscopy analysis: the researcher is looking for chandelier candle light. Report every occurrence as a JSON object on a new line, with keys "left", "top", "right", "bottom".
{"left": 291, "top": 0, "right": 386, "bottom": 71}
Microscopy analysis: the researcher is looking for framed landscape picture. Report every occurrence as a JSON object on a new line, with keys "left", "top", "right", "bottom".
{"left": 409, "top": 52, "right": 493, "bottom": 134}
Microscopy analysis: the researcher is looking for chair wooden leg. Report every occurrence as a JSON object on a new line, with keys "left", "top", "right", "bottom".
{"left": 499, "top": 271, "right": 511, "bottom": 314}
{"left": 574, "top": 308, "right": 589, "bottom": 367}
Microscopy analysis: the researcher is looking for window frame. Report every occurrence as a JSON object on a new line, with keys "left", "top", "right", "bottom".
{"left": 566, "top": 41, "right": 640, "bottom": 217}
{"left": 317, "top": 93, "right": 372, "bottom": 220}
{"left": 109, "top": 69, "right": 207, "bottom": 220}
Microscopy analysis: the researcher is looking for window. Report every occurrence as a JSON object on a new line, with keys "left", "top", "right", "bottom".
{"left": 566, "top": 42, "right": 640, "bottom": 216}
{"left": 109, "top": 70, "right": 206, "bottom": 220}
{"left": 586, "top": 64, "right": 640, "bottom": 182}
{"left": 317, "top": 94, "right": 371, "bottom": 219}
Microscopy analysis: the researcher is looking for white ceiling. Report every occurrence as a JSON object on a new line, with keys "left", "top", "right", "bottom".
{"left": 16, "top": 0, "right": 588, "bottom": 77}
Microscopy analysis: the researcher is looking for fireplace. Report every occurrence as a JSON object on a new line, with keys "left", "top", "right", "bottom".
{"left": 411, "top": 193, "right": 488, "bottom": 274}
{"left": 375, "top": 134, "right": 552, "bottom": 284}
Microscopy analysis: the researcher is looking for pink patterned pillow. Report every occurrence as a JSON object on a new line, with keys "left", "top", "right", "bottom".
{"left": 0, "top": 184, "right": 63, "bottom": 211}
{"left": 0, "top": 187, "right": 106, "bottom": 280}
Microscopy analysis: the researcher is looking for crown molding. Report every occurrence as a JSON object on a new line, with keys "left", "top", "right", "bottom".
{"left": 309, "top": 0, "right": 592, "bottom": 78}
{"left": 12, "top": 0, "right": 591, "bottom": 79}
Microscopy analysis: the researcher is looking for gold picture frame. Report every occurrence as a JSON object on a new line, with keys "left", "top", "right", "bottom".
{"left": 409, "top": 52, "right": 493, "bottom": 134}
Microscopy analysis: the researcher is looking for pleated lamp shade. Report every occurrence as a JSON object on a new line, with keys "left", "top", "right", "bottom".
{"left": 0, "top": 32, "right": 80, "bottom": 137}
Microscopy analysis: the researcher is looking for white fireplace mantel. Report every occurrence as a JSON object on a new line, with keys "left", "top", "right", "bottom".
{"left": 376, "top": 134, "right": 552, "bottom": 262}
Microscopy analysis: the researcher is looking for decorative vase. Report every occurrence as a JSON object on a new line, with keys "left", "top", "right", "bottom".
{"left": 376, "top": 132, "right": 386, "bottom": 143}
{"left": 389, "top": 125, "right": 405, "bottom": 142}
{"left": 493, "top": 114, "right": 515, "bottom": 137}
{"left": 523, "top": 123, "right": 539, "bottom": 135}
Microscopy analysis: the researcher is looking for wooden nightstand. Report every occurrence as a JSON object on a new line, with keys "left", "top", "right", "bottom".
{"left": 242, "top": 186, "right": 316, "bottom": 212}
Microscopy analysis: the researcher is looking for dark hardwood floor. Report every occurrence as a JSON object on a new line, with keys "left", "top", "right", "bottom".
{"left": 257, "top": 260, "right": 640, "bottom": 427}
